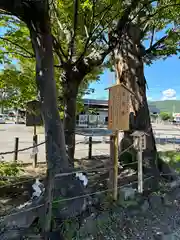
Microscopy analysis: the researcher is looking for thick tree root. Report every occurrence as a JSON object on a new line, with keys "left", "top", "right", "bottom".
{"left": 0, "top": 176, "right": 88, "bottom": 239}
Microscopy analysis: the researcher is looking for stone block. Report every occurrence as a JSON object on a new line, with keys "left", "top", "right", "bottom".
{"left": 119, "top": 187, "right": 136, "bottom": 201}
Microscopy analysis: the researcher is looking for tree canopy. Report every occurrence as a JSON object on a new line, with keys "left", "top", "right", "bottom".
{"left": 0, "top": 61, "right": 36, "bottom": 108}
{"left": 0, "top": 0, "right": 179, "bottom": 76}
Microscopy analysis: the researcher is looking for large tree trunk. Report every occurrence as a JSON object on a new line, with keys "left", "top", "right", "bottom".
{"left": 26, "top": 6, "right": 87, "bottom": 220}
{"left": 63, "top": 78, "right": 80, "bottom": 165}
{"left": 28, "top": 20, "right": 69, "bottom": 171}
{"left": 115, "top": 23, "right": 178, "bottom": 181}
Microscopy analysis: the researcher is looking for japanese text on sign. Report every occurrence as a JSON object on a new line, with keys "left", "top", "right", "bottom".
{"left": 108, "top": 84, "right": 130, "bottom": 131}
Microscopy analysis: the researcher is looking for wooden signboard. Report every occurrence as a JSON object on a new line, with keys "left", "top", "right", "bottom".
{"left": 26, "top": 100, "right": 43, "bottom": 126}
{"left": 108, "top": 84, "right": 130, "bottom": 131}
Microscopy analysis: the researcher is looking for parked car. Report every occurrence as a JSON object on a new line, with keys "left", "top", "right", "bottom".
{"left": 8, "top": 111, "right": 15, "bottom": 117}
{"left": 15, "top": 115, "right": 25, "bottom": 124}
{"left": 0, "top": 114, "right": 6, "bottom": 124}
{"left": 3, "top": 114, "right": 9, "bottom": 120}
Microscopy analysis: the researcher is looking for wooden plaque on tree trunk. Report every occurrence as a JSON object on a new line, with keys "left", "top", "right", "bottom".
{"left": 108, "top": 84, "right": 130, "bottom": 131}
{"left": 26, "top": 100, "right": 43, "bottom": 126}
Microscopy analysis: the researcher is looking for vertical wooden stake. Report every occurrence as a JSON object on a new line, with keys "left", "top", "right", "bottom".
{"left": 34, "top": 125, "right": 36, "bottom": 136}
{"left": 109, "top": 135, "right": 114, "bottom": 191}
{"left": 33, "top": 134, "right": 38, "bottom": 168}
{"left": 88, "top": 136, "right": 92, "bottom": 159}
{"left": 137, "top": 139, "right": 143, "bottom": 193}
{"left": 113, "top": 131, "right": 119, "bottom": 201}
{"left": 14, "top": 137, "right": 19, "bottom": 161}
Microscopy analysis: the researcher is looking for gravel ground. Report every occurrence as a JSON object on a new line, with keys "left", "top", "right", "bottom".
{"left": 119, "top": 204, "right": 180, "bottom": 239}
{"left": 77, "top": 187, "right": 180, "bottom": 240}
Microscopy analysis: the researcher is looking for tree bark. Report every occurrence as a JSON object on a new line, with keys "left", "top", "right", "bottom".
{"left": 63, "top": 78, "right": 80, "bottom": 165}
{"left": 28, "top": 20, "right": 69, "bottom": 172}
{"left": 115, "top": 23, "right": 177, "bottom": 181}
{"left": 27, "top": 7, "right": 87, "bottom": 222}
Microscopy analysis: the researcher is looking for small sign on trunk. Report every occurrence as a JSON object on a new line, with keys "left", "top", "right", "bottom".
{"left": 26, "top": 100, "right": 43, "bottom": 126}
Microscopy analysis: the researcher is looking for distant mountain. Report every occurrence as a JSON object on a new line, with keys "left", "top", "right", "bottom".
{"left": 148, "top": 100, "right": 180, "bottom": 113}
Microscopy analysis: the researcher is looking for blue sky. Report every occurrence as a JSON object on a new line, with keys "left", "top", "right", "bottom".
{"left": 85, "top": 55, "right": 180, "bottom": 101}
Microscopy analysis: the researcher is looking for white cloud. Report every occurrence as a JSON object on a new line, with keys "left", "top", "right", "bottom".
{"left": 161, "top": 88, "right": 176, "bottom": 100}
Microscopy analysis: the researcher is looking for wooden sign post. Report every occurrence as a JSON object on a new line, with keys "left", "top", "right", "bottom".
{"left": 107, "top": 83, "right": 130, "bottom": 200}
{"left": 26, "top": 100, "right": 43, "bottom": 168}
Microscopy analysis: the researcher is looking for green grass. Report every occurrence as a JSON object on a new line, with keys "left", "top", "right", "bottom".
{"left": 0, "top": 162, "right": 23, "bottom": 185}
{"left": 159, "top": 151, "right": 180, "bottom": 172}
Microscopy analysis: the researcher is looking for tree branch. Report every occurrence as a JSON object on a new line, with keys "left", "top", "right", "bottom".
{"left": 1, "top": 51, "right": 34, "bottom": 58}
{"left": 54, "top": 64, "right": 63, "bottom": 68}
{"left": 69, "top": 0, "right": 79, "bottom": 61}
{"left": 0, "top": 9, "right": 13, "bottom": 15}
{"left": 51, "top": 2, "right": 69, "bottom": 58}
{"left": 74, "top": 3, "right": 114, "bottom": 66}
{"left": 141, "top": 3, "right": 180, "bottom": 27}
{"left": 145, "top": 35, "right": 167, "bottom": 54}
{"left": 144, "top": 33, "right": 180, "bottom": 57}
{"left": 94, "top": 3, "right": 112, "bottom": 18}
{"left": 76, "top": 0, "right": 141, "bottom": 75}
{"left": 50, "top": 0, "right": 68, "bottom": 60}
{"left": 116, "top": 0, "right": 142, "bottom": 33}
{"left": 149, "top": 26, "right": 155, "bottom": 48}
{"left": 52, "top": 35, "right": 67, "bottom": 65}
{"left": 0, "top": 36, "right": 34, "bottom": 57}
{"left": 130, "top": 0, "right": 156, "bottom": 24}
{"left": 86, "top": 9, "right": 117, "bottom": 49}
